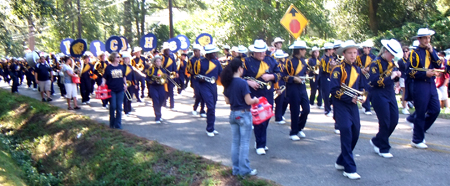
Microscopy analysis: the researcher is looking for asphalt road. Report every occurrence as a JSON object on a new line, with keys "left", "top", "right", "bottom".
{"left": 2, "top": 81, "right": 450, "bottom": 186}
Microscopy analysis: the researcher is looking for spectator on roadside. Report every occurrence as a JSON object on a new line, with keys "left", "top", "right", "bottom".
{"left": 398, "top": 46, "right": 410, "bottom": 114}
{"left": 61, "top": 56, "right": 80, "bottom": 110}
{"left": 35, "top": 56, "right": 53, "bottom": 102}
{"left": 437, "top": 52, "right": 449, "bottom": 113}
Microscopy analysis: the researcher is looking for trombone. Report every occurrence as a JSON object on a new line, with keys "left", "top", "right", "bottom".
{"left": 243, "top": 76, "right": 272, "bottom": 90}
{"left": 162, "top": 67, "right": 182, "bottom": 89}
{"left": 195, "top": 74, "right": 216, "bottom": 84}
{"left": 273, "top": 85, "right": 286, "bottom": 99}
{"left": 340, "top": 83, "right": 367, "bottom": 103}
{"left": 124, "top": 81, "right": 133, "bottom": 101}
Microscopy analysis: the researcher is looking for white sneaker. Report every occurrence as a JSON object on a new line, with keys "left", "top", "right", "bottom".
{"left": 290, "top": 135, "right": 300, "bottom": 141}
{"left": 206, "top": 131, "right": 214, "bottom": 137}
{"left": 319, "top": 106, "right": 324, "bottom": 109}
{"left": 282, "top": 116, "right": 285, "bottom": 120}
{"left": 82, "top": 102, "right": 87, "bottom": 105}
{"left": 364, "top": 111, "right": 372, "bottom": 115}
{"left": 171, "top": 108, "right": 177, "bottom": 111}
{"left": 379, "top": 152, "right": 394, "bottom": 158}
{"left": 411, "top": 142, "right": 428, "bottom": 149}
{"left": 335, "top": 163, "right": 344, "bottom": 170}
{"left": 445, "top": 108, "right": 450, "bottom": 114}
{"left": 343, "top": 172, "right": 361, "bottom": 179}
{"left": 86, "top": 101, "right": 90, "bottom": 104}
{"left": 369, "top": 139, "right": 380, "bottom": 154}
{"left": 256, "top": 148, "right": 266, "bottom": 155}
{"left": 155, "top": 121, "right": 161, "bottom": 124}
{"left": 192, "top": 111, "right": 198, "bottom": 116}
{"left": 213, "top": 130, "right": 219, "bottom": 135}
{"left": 160, "top": 118, "right": 164, "bottom": 122}
{"left": 32, "top": 88, "right": 37, "bottom": 91}
{"left": 264, "top": 146, "right": 269, "bottom": 151}
{"left": 249, "top": 169, "right": 257, "bottom": 176}
{"left": 200, "top": 113, "right": 207, "bottom": 118}
{"left": 275, "top": 120, "right": 286, "bottom": 124}
{"left": 402, "top": 108, "right": 410, "bottom": 115}
{"left": 125, "top": 114, "right": 130, "bottom": 117}
{"left": 326, "top": 112, "right": 333, "bottom": 117}
{"left": 334, "top": 130, "right": 340, "bottom": 134}
{"left": 298, "top": 131, "right": 306, "bottom": 138}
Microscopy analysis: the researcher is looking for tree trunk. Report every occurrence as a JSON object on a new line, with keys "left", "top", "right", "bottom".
{"left": 124, "top": 0, "right": 133, "bottom": 44}
{"left": 27, "top": 16, "right": 35, "bottom": 51}
{"left": 77, "top": 0, "right": 82, "bottom": 39}
{"left": 368, "top": 0, "right": 381, "bottom": 35}
{"left": 134, "top": 0, "right": 140, "bottom": 42}
{"left": 169, "top": 0, "right": 174, "bottom": 38}
{"left": 140, "top": 0, "right": 146, "bottom": 36}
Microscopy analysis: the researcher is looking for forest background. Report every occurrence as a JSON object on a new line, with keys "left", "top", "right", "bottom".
{"left": 1, "top": 0, "right": 449, "bottom": 57}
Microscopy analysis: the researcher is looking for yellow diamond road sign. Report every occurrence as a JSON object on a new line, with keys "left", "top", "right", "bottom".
{"left": 280, "top": 4, "right": 308, "bottom": 39}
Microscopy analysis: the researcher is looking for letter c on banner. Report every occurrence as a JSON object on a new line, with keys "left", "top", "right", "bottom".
{"left": 111, "top": 40, "right": 118, "bottom": 51}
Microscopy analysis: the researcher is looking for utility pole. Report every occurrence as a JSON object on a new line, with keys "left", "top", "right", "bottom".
{"left": 77, "top": 0, "right": 82, "bottom": 39}
{"left": 169, "top": 0, "right": 174, "bottom": 38}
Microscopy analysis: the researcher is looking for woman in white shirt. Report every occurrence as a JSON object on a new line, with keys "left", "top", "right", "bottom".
{"left": 61, "top": 56, "right": 80, "bottom": 110}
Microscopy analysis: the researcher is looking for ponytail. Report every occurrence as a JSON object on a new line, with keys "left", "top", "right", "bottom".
{"left": 220, "top": 58, "right": 243, "bottom": 89}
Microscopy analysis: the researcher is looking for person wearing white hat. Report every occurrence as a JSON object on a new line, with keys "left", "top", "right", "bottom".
{"left": 188, "top": 44, "right": 206, "bottom": 117}
{"left": 131, "top": 46, "right": 147, "bottom": 101}
{"left": 397, "top": 45, "right": 412, "bottom": 115}
{"left": 356, "top": 40, "right": 376, "bottom": 115}
{"left": 121, "top": 52, "right": 138, "bottom": 116}
{"left": 284, "top": 41, "right": 311, "bottom": 141}
{"left": 244, "top": 39, "right": 281, "bottom": 155}
{"left": 407, "top": 28, "right": 442, "bottom": 149}
{"left": 161, "top": 41, "right": 178, "bottom": 110}
{"left": 273, "top": 50, "right": 289, "bottom": 125}
{"left": 192, "top": 44, "right": 223, "bottom": 137}
{"left": 308, "top": 46, "right": 322, "bottom": 109}
{"left": 319, "top": 42, "right": 336, "bottom": 118}
{"left": 230, "top": 46, "right": 239, "bottom": 58}
{"left": 271, "top": 37, "right": 285, "bottom": 49}
{"left": 79, "top": 54, "right": 94, "bottom": 105}
{"left": 366, "top": 39, "right": 402, "bottom": 159}
{"left": 330, "top": 40, "right": 364, "bottom": 180}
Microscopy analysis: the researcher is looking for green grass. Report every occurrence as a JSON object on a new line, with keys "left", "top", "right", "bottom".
{"left": 0, "top": 89, "right": 278, "bottom": 186}
{"left": 0, "top": 141, "right": 27, "bottom": 186}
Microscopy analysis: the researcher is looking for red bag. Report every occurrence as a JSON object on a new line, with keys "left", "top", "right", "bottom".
{"left": 251, "top": 97, "right": 274, "bottom": 125}
{"left": 72, "top": 76, "right": 81, "bottom": 84}
{"left": 95, "top": 85, "right": 111, "bottom": 100}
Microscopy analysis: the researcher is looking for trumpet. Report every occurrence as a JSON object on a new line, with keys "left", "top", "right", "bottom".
{"left": 243, "top": 76, "right": 272, "bottom": 90}
{"left": 162, "top": 67, "right": 182, "bottom": 89}
{"left": 307, "top": 65, "right": 320, "bottom": 75}
{"left": 289, "top": 75, "right": 314, "bottom": 84}
{"left": 195, "top": 74, "right": 216, "bottom": 84}
{"left": 409, "top": 67, "right": 445, "bottom": 73}
{"left": 273, "top": 85, "right": 286, "bottom": 99}
{"left": 340, "top": 83, "right": 367, "bottom": 103}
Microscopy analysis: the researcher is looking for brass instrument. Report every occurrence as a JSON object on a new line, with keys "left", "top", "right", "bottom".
{"left": 124, "top": 83, "right": 132, "bottom": 101}
{"left": 340, "top": 83, "right": 367, "bottom": 103}
{"left": 243, "top": 76, "right": 272, "bottom": 90}
{"left": 74, "top": 62, "right": 81, "bottom": 75}
{"left": 131, "top": 66, "right": 146, "bottom": 78}
{"left": 94, "top": 61, "right": 105, "bottom": 76}
{"left": 162, "top": 67, "right": 182, "bottom": 89}
{"left": 307, "top": 65, "right": 320, "bottom": 75}
{"left": 126, "top": 80, "right": 132, "bottom": 87}
{"left": 273, "top": 85, "right": 286, "bottom": 99}
{"left": 289, "top": 75, "right": 314, "bottom": 84}
{"left": 195, "top": 74, "right": 216, "bottom": 84}
{"left": 136, "top": 62, "right": 145, "bottom": 71}
{"left": 151, "top": 74, "right": 167, "bottom": 85}
{"left": 409, "top": 67, "right": 445, "bottom": 73}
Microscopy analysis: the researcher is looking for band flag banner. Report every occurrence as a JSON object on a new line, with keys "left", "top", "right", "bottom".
{"left": 280, "top": 4, "right": 308, "bottom": 39}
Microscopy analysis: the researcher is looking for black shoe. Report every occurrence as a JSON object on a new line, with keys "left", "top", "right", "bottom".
{"left": 137, "top": 99, "right": 142, "bottom": 103}
{"left": 42, "top": 98, "right": 47, "bottom": 102}
{"left": 140, "top": 94, "right": 144, "bottom": 98}
{"left": 47, "top": 98, "right": 53, "bottom": 102}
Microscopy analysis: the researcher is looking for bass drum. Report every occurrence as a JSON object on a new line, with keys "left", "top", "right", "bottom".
{"left": 25, "top": 51, "right": 39, "bottom": 67}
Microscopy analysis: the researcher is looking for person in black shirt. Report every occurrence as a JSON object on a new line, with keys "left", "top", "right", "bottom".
{"left": 80, "top": 55, "right": 94, "bottom": 104}
{"left": 102, "top": 52, "right": 127, "bottom": 129}
{"left": 9, "top": 59, "right": 20, "bottom": 93}
{"left": 35, "top": 56, "right": 53, "bottom": 102}
{"left": 222, "top": 58, "right": 259, "bottom": 176}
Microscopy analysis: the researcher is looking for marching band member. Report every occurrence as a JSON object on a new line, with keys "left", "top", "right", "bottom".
{"left": 273, "top": 50, "right": 289, "bottom": 124}
{"left": 308, "top": 46, "right": 322, "bottom": 108}
{"left": 222, "top": 58, "right": 259, "bottom": 176}
{"left": 230, "top": 46, "right": 239, "bottom": 58}
{"left": 35, "top": 56, "right": 53, "bottom": 102}
{"left": 161, "top": 42, "right": 178, "bottom": 110}
{"left": 244, "top": 39, "right": 281, "bottom": 155}
{"left": 122, "top": 53, "right": 137, "bottom": 116}
{"left": 271, "top": 37, "right": 285, "bottom": 56}
{"left": 331, "top": 40, "right": 364, "bottom": 179}
{"left": 189, "top": 44, "right": 206, "bottom": 117}
{"left": 102, "top": 52, "right": 127, "bottom": 129}
{"left": 17, "top": 58, "right": 25, "bottom": 86}
{"left": 131, "top": 47, "right": 147, "bottom": 101}
{"left": 398, "top": 46, "right": 411, "bottom": 114}
{"left": 319, "top": 43, "right": 335, "bottom": 117}
{"left": 25, "top": 62, "right": 37, "bottom": 91}
{"left": 193, "top": 44, "right": 223, "bottom": 137}
{"left": 3, "top": 58, "right": 11, "bottom": 85}
{"left": 177, "top": 52, "right": 188, "bottom": 94}
{"left": 80, "top": 54, "right": 94, "bottom": 104}
{"left": 368, "top": 39, "right": 403, "bottom": 158}
{"left": 148, "top": 56, "right": 168, "bottom": 123}
{"left": 95, "top": 52, "right": 110, "bottom": 109}
{"left": 407, "top": 28, "right": 442, "bottom": 149}
{"left": 61, "top": 56, "right": 80, "bottom": 110}
{"left": 220, "top": 44, "right": 232, "bottom": 67}
{"left": 9, "top": 58, "right": 20, "bottom": 93}
{"left": 284, "top": 41, "right": 311, "bottom": 140}
{"left": 234, "top": 45, "right": 249, "bottom": 60}
{"left": 356, "top": 40, "right": 376, "bottom": 115}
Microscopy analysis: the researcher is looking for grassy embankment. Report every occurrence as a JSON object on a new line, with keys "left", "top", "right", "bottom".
{"left": 0, "top": 89, "right": 277, "bottom": 186}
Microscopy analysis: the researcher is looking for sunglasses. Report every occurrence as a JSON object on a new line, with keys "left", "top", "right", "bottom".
{"left": 403, "top": 50, "right": 409, "bottom": 53}
{"left": 116, "top": 56, "right": 120, "bottom": 58}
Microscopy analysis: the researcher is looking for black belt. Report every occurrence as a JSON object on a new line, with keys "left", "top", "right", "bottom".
{"left": 231, "top": 109, "right": 250, "bottom": 112}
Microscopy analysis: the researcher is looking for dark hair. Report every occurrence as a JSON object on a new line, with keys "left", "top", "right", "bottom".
{"left": 220, "top": 58, "right": 243, "bottom": 89}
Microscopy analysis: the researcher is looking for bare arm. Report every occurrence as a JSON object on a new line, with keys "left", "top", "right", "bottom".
{"left": 244, "top": 94, "right": 259, "bottom": 105}
{"left": 224, "top": 96, "right": 230, "bottom": 104}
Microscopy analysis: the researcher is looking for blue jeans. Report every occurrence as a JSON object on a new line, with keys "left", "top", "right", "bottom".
{"left": 110, "top": 91, "right": 124, "bottom": 129}
{"left": 230, "top": 110, "right": 253, "bottom": 176}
